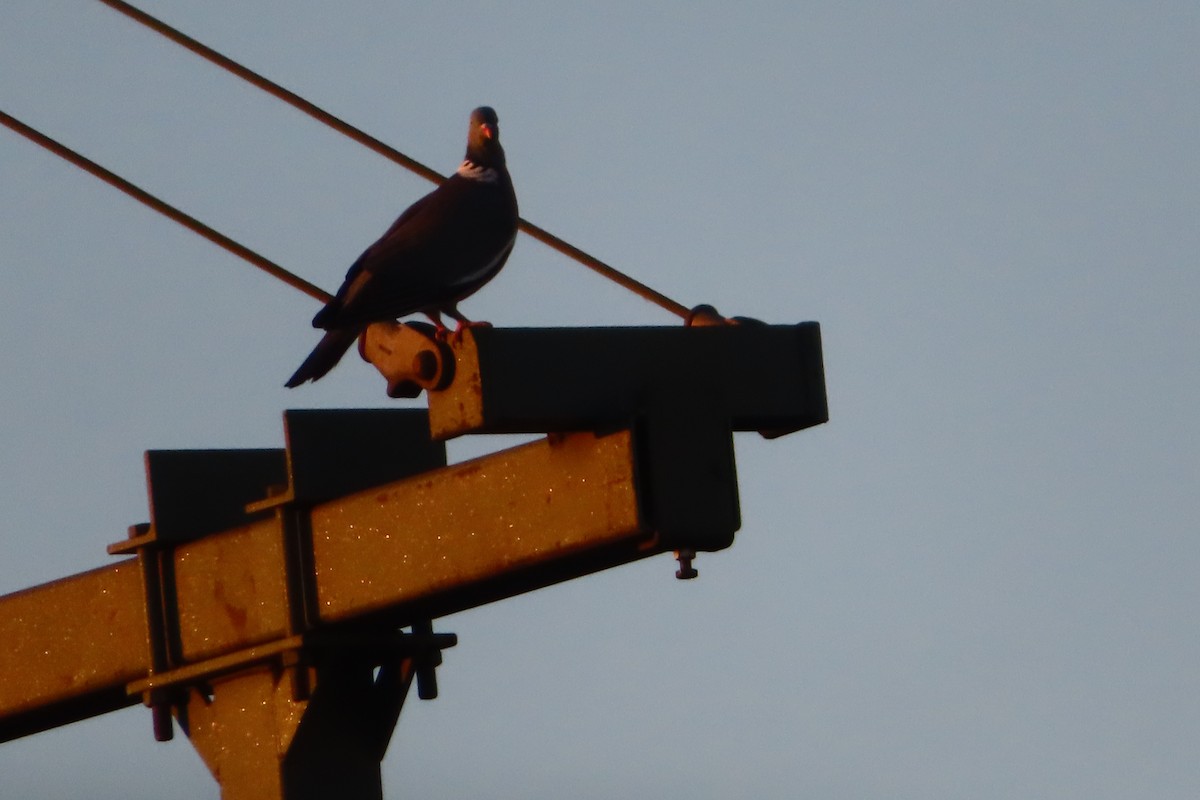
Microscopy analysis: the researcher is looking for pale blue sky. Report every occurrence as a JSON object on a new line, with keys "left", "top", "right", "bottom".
{"left": 1, "top": 2, "right": 1197, "bottom": 798}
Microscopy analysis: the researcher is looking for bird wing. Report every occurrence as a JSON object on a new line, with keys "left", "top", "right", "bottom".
{"left": 314, "top": 175, "right": 517, "bottom": 328}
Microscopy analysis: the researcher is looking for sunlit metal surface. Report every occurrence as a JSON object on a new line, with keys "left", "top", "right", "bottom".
{"left": 174, "top": 521, "right": 291, "bottom": 662}
{"left": 312, "top": 430, "right": 645, "bottom": 624}
{"left": 0, "top": 321, "right": 828, "bottom": 799}
{"left": 0, "top": 428, "right": 647, "bottom": 742}
{"left": 0, "top": 562, "right": 147, "bottom": 736}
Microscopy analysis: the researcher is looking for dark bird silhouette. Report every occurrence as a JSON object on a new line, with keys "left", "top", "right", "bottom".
{"left": 286, "top": 106, "right": 518, "bottom": 387}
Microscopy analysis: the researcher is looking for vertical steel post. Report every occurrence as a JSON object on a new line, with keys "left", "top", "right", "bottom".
{"left": 177, "top": 654, "right": 414, "bottom": 800}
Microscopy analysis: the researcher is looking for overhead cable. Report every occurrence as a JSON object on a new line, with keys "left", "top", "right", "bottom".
{"left": 96, "top": 0, "right": 691, "bottom": 320}
{"left": 0, "top": 108, "right": 332, "bottom": 303}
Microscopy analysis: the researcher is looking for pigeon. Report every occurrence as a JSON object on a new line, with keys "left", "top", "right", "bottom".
{"left": 286, "top": 106, "right": 518, "bottom": 387}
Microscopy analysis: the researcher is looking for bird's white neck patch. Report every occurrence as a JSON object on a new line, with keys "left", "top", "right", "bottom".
{"left": 457, "top": 160, "right": 500, "bottom": 182}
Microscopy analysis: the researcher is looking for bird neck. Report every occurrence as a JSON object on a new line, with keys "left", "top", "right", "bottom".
{"left": 456, "top": 160, "right": 503, "bottom": 182}
{"left": 465, "top": 138, "right": 505, "bottom": 168}
{"left": 459, "top": 139, "right": 507, "bottom": 181}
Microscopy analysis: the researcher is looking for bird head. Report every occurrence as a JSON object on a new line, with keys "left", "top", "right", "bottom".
{"left": 466, "top": 106, "right": 505, "bottom": 166}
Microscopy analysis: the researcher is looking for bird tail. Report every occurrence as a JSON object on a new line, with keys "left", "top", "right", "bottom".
{"left": 285, "top": 328, "right": 359, "bottom": 387}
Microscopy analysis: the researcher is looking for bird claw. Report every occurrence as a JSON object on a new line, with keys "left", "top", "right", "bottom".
{"left": 444, "top": 319, "right": 492, "bottom": 344}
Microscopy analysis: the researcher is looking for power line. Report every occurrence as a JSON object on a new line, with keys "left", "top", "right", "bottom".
{"left": 96, "top": 0, "right": 691, "bottom": 320}
{"left": 0, "top": 109, "right": 332, "bottom": 304}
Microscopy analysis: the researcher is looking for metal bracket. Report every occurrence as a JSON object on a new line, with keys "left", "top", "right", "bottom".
{"left": 359, "top": 320, "right": 455, "bottom": 398}
{"left": 108, "top": 449, "right": 290, "bottom": 741}
{"left": 110, "top": 409, "right": 450, "bottom": 741}
{"left": 108, "top": 522, "right": 177, "bottom": 741}
{"left": 124, "top": 627, "right": 457, "bottom": 704}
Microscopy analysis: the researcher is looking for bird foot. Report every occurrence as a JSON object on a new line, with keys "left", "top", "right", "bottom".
{"left": 438, "top": 320, "right": 492, "bottom": 344}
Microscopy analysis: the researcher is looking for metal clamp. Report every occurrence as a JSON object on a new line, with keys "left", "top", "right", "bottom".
{"left": 359, "top": 320, "right": 456, "bottom": 398}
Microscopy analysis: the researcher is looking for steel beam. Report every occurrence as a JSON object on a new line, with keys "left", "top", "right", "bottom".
{"left": 310, "top": 428, "right": 646, "bottom": 626}
{"left": 0, "top": 428, "right": 647, "bottom": 742}
{"left": 426, "top": 323, "right": 828, "bottom": 439}
{"left": 0, "top": 562, "right": 149, "bottom": 740}
{"left": 176, "top": 654, "right": 413, "bottom": 800}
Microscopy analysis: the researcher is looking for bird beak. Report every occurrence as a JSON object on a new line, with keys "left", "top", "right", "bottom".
{"left": 480, "top": 124, "right": 495, "bottom": 140}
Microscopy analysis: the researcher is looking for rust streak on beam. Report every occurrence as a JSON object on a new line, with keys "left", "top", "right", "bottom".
{"left": 174, "top": 521, "right": 291, "bottom": 663}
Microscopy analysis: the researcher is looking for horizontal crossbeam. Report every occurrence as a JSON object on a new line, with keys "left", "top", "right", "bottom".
{"left": 0, "top": 429, "right": 648, "bottom": 742}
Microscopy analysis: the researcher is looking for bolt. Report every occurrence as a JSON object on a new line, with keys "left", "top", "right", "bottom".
{"left": 674, "top": 548, "right": 698, "bottom": 580}
{"left": 151, "top": 702, "right": 174, "bottom": 742}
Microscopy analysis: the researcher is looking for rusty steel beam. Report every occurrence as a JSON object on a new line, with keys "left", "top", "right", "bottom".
{"left": 310, "top": 428, "right": 646, "bottom": 626}
{"left": 0, "top": 429, "right": 647, "bottom": 743}
{"left": 0, "top": 562, "right": 149, "bottom": 740}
